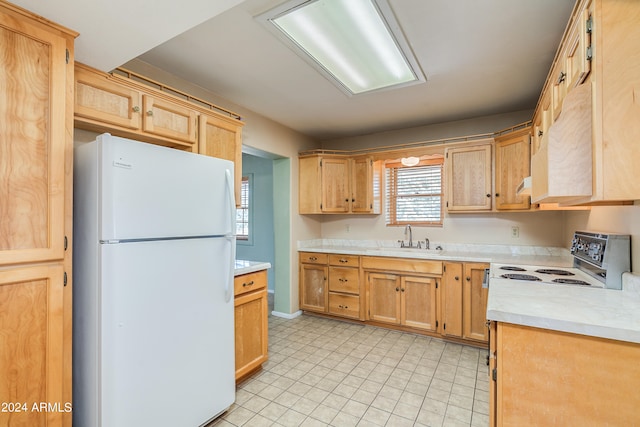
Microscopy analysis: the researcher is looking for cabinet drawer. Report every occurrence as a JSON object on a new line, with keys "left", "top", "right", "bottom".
{"left": 234, "top": 270, "right": 267, "bottom": 297}
{"left": 299, "top": 252, "right": 328, "bottom": 265}
{"left": 361, "top": 256, "right": 443, "bottom": 275}
{"left": 328, "top": 267, "right": 359, "bottom": 294}
{"left": 328, "top": 293, "right": 360, "bottom": 319}
{"left": 329, "top": 254, "right": 359, "bottom": 267}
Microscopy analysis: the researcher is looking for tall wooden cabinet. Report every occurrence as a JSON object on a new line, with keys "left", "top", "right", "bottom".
{"left": 0, "top": 2, "right": 76, "bottom": 426}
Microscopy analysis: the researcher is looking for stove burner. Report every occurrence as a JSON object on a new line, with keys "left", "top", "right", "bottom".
{"left": 552, "top": 278, "right": 590, "bottom": 286}
{"left": 535, "top": 269, "right": 575, "bottom": 276}
{"left": 500, "top": 266, "right": 527, "bottom": 272}
{"left": 501, "top": 274, "right": 542, "bottom": 281}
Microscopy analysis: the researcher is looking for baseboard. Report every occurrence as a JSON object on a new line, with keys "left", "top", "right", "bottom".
{"left": 271, "top": 310, "right": 302, "bottom": 319}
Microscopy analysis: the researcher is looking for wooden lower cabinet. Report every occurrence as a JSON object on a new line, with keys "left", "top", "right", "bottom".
{"left": 234, "top": 270, "right": 268, "bottom": 381}
{"left": 490, "top": 322, "right": 640, "bottom": 426}
{"left": 367, "top": 273, "right": 437, "bottom": 332}
{"left": 299, "top": 263, "right": 328, "bottom": 313}
{"left": 441, "top": 262, "right": 489, "bottom": 342}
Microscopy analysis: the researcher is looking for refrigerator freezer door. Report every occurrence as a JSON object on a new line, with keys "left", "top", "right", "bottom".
{"left": 95, "top": 134, "right": 234, "bottom": 240}
{"left": 99, "top": 238, "right": 234, "bottom": 427}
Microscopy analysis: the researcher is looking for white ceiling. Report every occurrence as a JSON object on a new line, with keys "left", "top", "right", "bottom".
{"left": 11, "top": 0, "right": 576, "bottom": 141}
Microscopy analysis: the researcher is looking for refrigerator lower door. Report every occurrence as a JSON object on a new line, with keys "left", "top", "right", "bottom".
{"left": 99, "top": 237, "right": 234, "bottom": 427}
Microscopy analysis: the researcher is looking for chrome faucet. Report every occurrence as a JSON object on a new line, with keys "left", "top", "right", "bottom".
{"left": 405, "top": 224, "right": 413, "bottom": 248}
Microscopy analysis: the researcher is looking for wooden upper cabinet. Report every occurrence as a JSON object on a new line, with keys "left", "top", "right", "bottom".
{"left": 299, "top": 154, "right": 380, "bottom": 214}
{"left": 75, "top": 64, "right": 142, "bottom": 130}
{"left": 494, "top": 129, "right": 531, "bottom": 210}
{"left": 0, "top": 6, "right": 70, "bottom": 266}
{"left": 141, "top": 95, "right": 197, "bottom": 144}
{"left": 446, "top": 144, "right": 492, "bottom": 211}
{"left": 321, "top": 157, "right": 350, "bottom": 213}
{"left": 350, "top": 157, "right": 373, "bottom": 213}
{"left": 198, "top": 113, "right": 243, "bottom": 206}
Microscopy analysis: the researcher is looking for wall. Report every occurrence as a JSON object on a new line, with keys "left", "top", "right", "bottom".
{"left": 321, "top": 110, "right": 533, "bottom": 150}
{"left": 319, "top": 211, "right": 565, "bottom": 248}
{"left": 236, "top": 153, "right": 275, "bottom": 291}
{"left": 563, "top": 203, "right": 640, "bottom": 273}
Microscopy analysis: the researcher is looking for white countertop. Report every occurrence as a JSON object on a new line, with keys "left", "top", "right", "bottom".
{"left": 234, "top": 260, "right": 271, "bottom": 276}
{"left": 487, "top": 274, "right": 640, "bottom": 344}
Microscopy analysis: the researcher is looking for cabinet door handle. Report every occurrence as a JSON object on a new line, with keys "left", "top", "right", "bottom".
{"left": 395, "top": 287, "right": 400, "bottom": 292}
{"left": 486, "top": 194, "right": 491, "bottom": 198}
{"left": 146, "top": 110, "right": 154, "bottom": 116}
{"left": 538, "top": 130, "right": 543, "bottom": 137}
{"left": 495, "top": 193, "right": 500, "bottom": 197}
{"left": 132, "top": 106, "right": 140, "bottom": 113}
{"left": 454, "top": 276, "right": 460, "bottom": 281}
{"left": 401, "top": 288, "right": 405, "bottom": 292}
{"left": 466, "top": 277, "right": 471, "bottom": 282}
{"left": 557, "top": 71, "right": 566, "bottom": 84}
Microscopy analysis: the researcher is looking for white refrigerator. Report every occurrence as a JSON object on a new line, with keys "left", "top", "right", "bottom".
{"left": 73, "top": 134, "right": 236, "bottom": 427}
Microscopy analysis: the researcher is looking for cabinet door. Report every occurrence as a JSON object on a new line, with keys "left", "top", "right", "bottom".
{"left": 300, "top": 264, "right": 327, "bottom": 312}
{"left": 368, "top": 273, "right": 400, "bottom": 324}
{"left": 75, "top": 65, "right": 142, "bottom": 130}
{"left": 0, "top": 265, "right": 65, "bottom": 427}
{"left": 321, "top": 157, "right": 350, "bottom": 212}
{"left": 495, "top": 130, "right": 531, "bottom": 210}
{"left": 463, "top": 263, "right": 489, "bottom": 342}
{"left": 564, "top": 6, "right": 591, "bottom": 90}
{"left": 0, "top": 10, "right": 67, "bottom": 266}
{"left": 199, "top": 113, "right": 243, "bottom": 205}
{"left": 401, "top": 276, "right": 437, "bottom": 332}
{"left": 441, "top": 262, "right": 463, "bottom": 337}
{"left": 350, "top": 157, "right": 373, "bottom": 213}
{"left": 234, "top": 287, "right": 268, "bottom": 380}
{"left": 142, "top": 95, "right": 198, "bottom": 145}
{"left": 446, "top": 145, "right": 492, "bottom": 211}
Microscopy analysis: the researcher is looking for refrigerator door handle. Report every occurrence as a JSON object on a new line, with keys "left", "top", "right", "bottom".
{"left": 225, "top": 169, "right": 236, "bottom": 303}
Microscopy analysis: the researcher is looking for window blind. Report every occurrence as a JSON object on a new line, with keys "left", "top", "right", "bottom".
{"left": 385, "top": 161, "right": 443, "bottom": 226}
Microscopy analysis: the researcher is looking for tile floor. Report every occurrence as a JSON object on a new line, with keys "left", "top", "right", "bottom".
{"left": 213, "top": 312, "right": 490, "bottom": 427}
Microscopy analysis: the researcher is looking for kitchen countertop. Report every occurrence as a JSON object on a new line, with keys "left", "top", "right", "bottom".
{"left": 234, "top": 260, "right": 271, "bottom": 276}
{"left": 299, "top": 239, "right": 640, "bottom": 344}
{"left": 487, "top": 273, "right": 640, "bottom": 344}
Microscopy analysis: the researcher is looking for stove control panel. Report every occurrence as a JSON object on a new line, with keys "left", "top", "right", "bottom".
{"left": 571, "top": 232, "right": 607, "bottom": 267}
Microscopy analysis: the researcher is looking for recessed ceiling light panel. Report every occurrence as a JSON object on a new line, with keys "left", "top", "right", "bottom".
{"left": 257, "top": 0, "right": 425, "bottom": 95}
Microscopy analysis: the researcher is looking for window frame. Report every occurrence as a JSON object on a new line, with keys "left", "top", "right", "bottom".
{"left": 384, "top": 157, "right": 444, "bottom": 227}
{"left": 236, "top": 174, "right": 252, "bottom": 243}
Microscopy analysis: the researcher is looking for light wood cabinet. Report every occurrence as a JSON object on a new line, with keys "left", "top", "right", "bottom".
{"left": 441, "top": 262, "right": 489, "bottom": 343}
{"left": 367, "top": 273, "right": 437, "bottom": 333}
{"left": 0, "top": 2, "right": 76, "bottom": 426}
{"left": 234, "top": 270, "right": 268, "bottom": 381}
{"left": 299, "top": 252, "right": 328, "bottom": 313}
{"left": 75, "top": 64, "right": 198, "bottom": 150}
{"left": 328, "top": 254, "right": 361, "bottom": 319}
{"left": 74, "top": 63, "right": 245, "bottom": 205}
{"left": 298, "top": 154, "right": 380, "bottom": 214}
{"left": 531, "top": 0, "right": 640, "bottom": 204}
{"left": 445, "top": 144, "right": 493, "bottom": 211}
{"left": 199, "top": 113, "right": 243, "bottom": 204}
{"left": 494, "top": 129, "right": 531, "bottom": 210}
{"left": 490, "top": 322, "right": 640, "bottom": 426}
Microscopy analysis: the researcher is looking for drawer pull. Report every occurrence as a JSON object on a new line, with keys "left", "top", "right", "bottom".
{"left": 242, "top": 280, "right": 254, "bottom": 287}
{"left": 309, "top": 256, "right": 318, "bottom": 261}
{"left": 338, "top": 278, "right": 348, "bottom": 282}
{"left": 338, "top": 305, "right": 349, "bottom": 309}
{"left": 339, "top": 258, "right": 348, "bottom": 263}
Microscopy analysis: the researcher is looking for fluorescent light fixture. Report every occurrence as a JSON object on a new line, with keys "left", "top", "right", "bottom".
{"left": 258, "top": 0, "right": 424, "bottom": 95}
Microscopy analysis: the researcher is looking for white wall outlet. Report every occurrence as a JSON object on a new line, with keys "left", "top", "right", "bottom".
{"left": 346, "top": 224, "right": 351, "bottom": 233}
{"left": 511, "top": 226, "right": 520, "bottom": 238}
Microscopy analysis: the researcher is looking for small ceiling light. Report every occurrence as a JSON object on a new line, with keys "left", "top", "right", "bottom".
{"left": 258, "top": 0, "right": 425, "bottom": 95}
{"left": 401, "top": 156, "right": 420, "bottom": 167}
